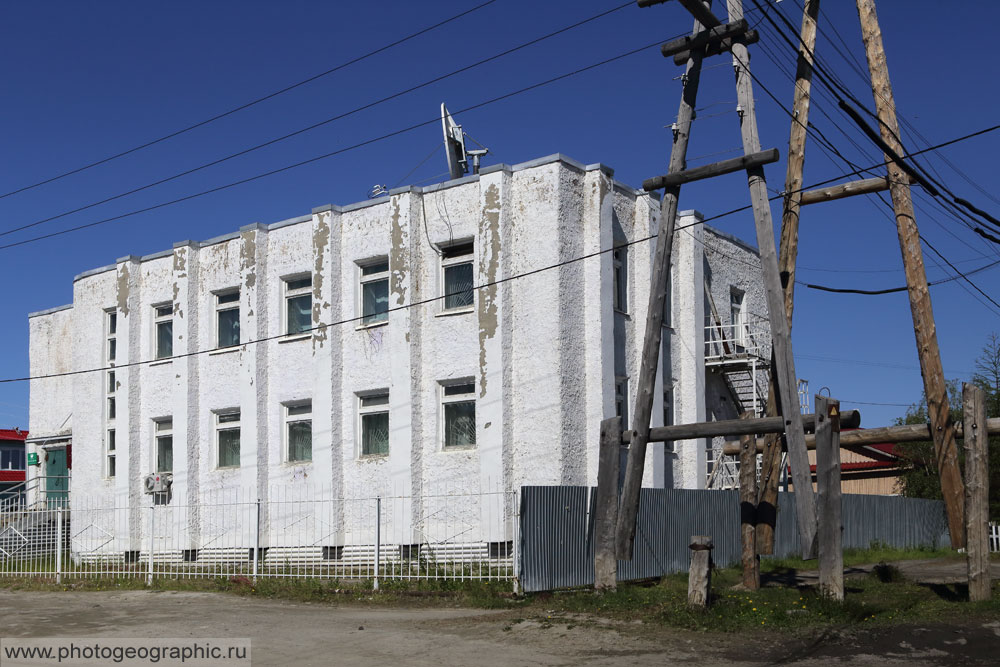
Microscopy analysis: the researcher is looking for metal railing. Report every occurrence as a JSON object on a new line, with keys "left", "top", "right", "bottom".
{"left": 0, "top": 476, "right": 71, "bottom": 514}
{"left": 705, "top": 320, "right": 769, "bottom": 362}
{"left": 0, "top": 482, "right": 517, "bottom": 589}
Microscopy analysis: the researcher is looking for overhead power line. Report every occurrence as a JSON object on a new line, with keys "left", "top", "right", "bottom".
{"left": 0, "top": 0, "right": 501, "bottom": 201}
{"left": 0, "top": 0, "right": 636, "bottom": 240}
{"left": 0, "top": 34, "right": 685, "bottom": 252}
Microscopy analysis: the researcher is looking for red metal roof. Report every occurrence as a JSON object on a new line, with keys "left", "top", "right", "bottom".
{"left": 0, "top": 470, "right": 25, "bottom": 483}
{"left": 0, "top": 429, "right": 27, "bottom": 442}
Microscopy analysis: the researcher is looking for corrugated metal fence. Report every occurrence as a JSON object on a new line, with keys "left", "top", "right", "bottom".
{"left": 518, "top": 486, "right": 950, "bottom": 593}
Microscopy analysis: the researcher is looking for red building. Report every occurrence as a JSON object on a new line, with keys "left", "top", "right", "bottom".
{"left": 0, "top": 428, "right": 28, "bottom": 502}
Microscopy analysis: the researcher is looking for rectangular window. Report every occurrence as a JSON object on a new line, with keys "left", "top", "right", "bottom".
{"left": 286, "top": 402, "right": 312, "bottom": 462}
{"left": 0, "top": 446, "right": 25, "bottom": 471}
{"left": 441, "top": 381, "right": 476, "bottom": 449}
{"left": 106, "top": 429, "right": 116, "bottom": 478}
{"left": 216, "top": 411, "right": 241, "bottom": 468}
{"left": 154, "top": 418, "right": 173, "bottom": 473}
{"left": 285, "top": 276, "right": 312, "bottom": 335}
{"left": 154, "top": 304, "right": 173, "bottom": 359}
{"left": 106, "top": 311, "right": 117, "bottom": 363}
{"left": 615, "top": 377, "right": 628, "bottom": 427}
{"left": 216, "top": 290, "right": 240, "bottom": 348}
{"left": 359, "top": 392, "right": 389, "bottom": 456}
{"left": 441, "top": 242, "right": 474, "bottom": 311}
{"left": 730, "top": 288, "right": 746, "bottom": 348}
{"left": 360, "top": 260, "right": 389, "bottom": 326}
{"left": 613, "top": 246, "right": 627, "bottom": 313}
{"left": 107, "top": 397, "right": 116, "bottom": 420}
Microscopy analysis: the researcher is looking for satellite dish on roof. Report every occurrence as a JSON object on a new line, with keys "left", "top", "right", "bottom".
{"left": 441, "top": 103, "right": 468, "bottom": 180}
{"left": 441, "top": 103, "right": 490, "bottom": 179}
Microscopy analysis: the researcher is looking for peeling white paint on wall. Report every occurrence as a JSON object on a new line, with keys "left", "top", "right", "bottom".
{"left": 27, "top": 154, "right": 767, "bottom": 547}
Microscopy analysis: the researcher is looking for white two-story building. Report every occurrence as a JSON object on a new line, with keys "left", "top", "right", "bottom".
{"left": 27, "top": 153, "right": 768, "bottom": 558}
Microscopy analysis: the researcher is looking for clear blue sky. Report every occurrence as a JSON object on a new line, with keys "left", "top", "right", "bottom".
{"left": 1, "top": 0, "right": 997, "bottom": 430}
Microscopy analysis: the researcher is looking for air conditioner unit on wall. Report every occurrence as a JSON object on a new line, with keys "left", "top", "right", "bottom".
{"left": 143, "top": 473, "right": 172, "bottom": 494}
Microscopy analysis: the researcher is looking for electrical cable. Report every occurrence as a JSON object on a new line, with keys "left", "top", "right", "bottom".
{"left": 0, "top": 0, "right": 502, "bottom": 202}
{"left": 0, "top": 0, "right": 637, "bottom": 240}
{"left": 0, "top": 35, "right": 682, "bottom": 252}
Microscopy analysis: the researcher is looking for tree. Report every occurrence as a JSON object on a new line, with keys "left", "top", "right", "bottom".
{"left": 972, "top": 332, "right": 1000, "bottom": 418}
{"left": 894, "top": 338, "right": 1000, "bottom": 519}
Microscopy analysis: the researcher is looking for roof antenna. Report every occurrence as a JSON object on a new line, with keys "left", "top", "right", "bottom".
{"left": 441, "top": 103, "right": 489, "bottom": 179}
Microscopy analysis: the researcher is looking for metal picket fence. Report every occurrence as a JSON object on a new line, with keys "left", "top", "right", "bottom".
{"left": 0, "top": 483, "right": 517, "bottom": 588}
{"left": 990, "top": 522, "right": 1000, "bottom": 553}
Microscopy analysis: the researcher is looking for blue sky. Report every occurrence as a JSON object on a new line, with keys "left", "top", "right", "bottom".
{"left": 1, "top": 0, "right": 997, "bottom": 430}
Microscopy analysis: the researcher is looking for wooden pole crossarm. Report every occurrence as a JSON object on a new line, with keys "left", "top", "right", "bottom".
{"left": 799, "top": 175, "right": 913, "bottom": 206}
{"left": 625, "top": 409, "right": 862, "bottom": 444}
{"left": 722, "top": 417, "right": 1000, "bottom": 456}
{"left": 636, "top": 0, "right": 722, "bottom": 27}
{"left": 660, "top": 19, "right": 749, "bottom": 58}
{"left": 642, "top": 148, "right": 779, "bottom": 191}
{"left": 672, "top": 31, "right": 759, "bottom": 65}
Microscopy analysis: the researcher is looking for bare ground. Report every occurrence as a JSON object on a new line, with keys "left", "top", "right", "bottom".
{"left": 1, "top": 589, "right": 998, "bottom": 666}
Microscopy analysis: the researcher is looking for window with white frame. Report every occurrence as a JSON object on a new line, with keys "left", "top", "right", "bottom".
{"left": 441, "top": 381, "right": 476, "bottom": 449}
{"left": 106, "top": 429, "right": 116, "bottom": 478}
{"left": 105, "top": 310, "right": 116, "bottom": 478}
{"left": 216, "top": 290, "right": 240, "bottom": 348}
{"left": 359, "top": 259, "right": 389, "bottom": 326}
{"left": 440, "top": 241, "right": 474, "bottom": 311}
{"left": 0, "top": 445, "right": 25, "bottom": 471}
{"left": 284, "top": 276, "right": 312, "bottom": 335}
{"left": 285, "top": 402, "right": 312, "bottom": 462}
{"left": 730, "top": 288, "right": 746, "bottom": 348}
{"left": 214, "top": 410, "right": 240, "bottom": 468}
{"left": 613, "top": 246, "right": 627, "bottom": 313}
{"left": 154, "top": 418, "right": 173, "bottom": 473}
{"left": 153, "top": 304, "right": 173, "bottom": 359}
{"left": 358, "top": 392, "right": 389, "bottom": 456}
{"left": 106, "top": 310, "right": 117, "bottom": 363}
{"left": 615, "top": 377, "right": 628, "bottom": 427}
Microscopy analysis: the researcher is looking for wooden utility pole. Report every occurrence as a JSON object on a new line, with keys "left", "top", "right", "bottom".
{"left": 729, "top": 0, "right": 817, "bottom": 559}
{"left": 757, "top": 0, "right": 821, "bottom": 556}
{"left": 738, "top": 418, "right": 759, "bottom": 590}
{"left": 855, "top": 0, "right": 965, "bottom": 548}
{"left": 616, "top": 5, "right": 707, "bottom": 560}
{"left": 962, "top": 383, "right": 989, "bottom": 602}
{"left": 594, "top": 417, "right": 621, "bottom": 591}
{"left": 815, "top": 395, "right": 843, "bottom": 601}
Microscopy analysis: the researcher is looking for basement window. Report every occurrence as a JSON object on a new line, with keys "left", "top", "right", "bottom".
{"left": 284, "top": 276, "right": 313, "bottom": 336}
{"left": 153, "top": 304, "right": 173, "bottom": 359}
{"left": 441, "top": 241, "right": 474, "bottom": 311}
{"left": 360, "top": 259, "right": 389, "bottom": 326}
{"left": 441, "top": 381, "right": 476, "bottom": 449}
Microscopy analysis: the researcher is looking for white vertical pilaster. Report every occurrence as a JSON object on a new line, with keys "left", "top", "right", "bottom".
{"left": 114, "top": 255, "right": 141, "bottom": 550}
{"left": 673, "top": 211, "right": 706, "bottom": 488}
{"left": 171, "top": 241, "right": 199, "bottom": 547}
{"left": 310, "top": 208, "right": 336, "bottom": 511}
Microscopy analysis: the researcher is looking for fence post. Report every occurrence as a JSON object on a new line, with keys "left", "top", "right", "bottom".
{"left": 55, "top": 506, "right": 63, "bottom": 585}
{"left": 511, "top": 489, "right": 520, "bottom": 595}
{"left": 815, "top": 395, "right": 844, "bottom": 601}
{"left": 963, "top": 383, "right": 990, "bottom": 602}
{"left": 374, "top": 496, "right": 381, "bottom": 592}
{"left": 688, "top": 535, "right": 713, "bottom": 608}
{"left": 253, "top": 498, "right": 261, "bottom": 584}
{"left": 146, "top": 502, "right": 154, "bottom": 587}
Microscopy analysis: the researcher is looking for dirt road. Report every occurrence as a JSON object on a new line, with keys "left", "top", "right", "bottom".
{"left": 1, "top": 589, "right": 997, "bottom": 666}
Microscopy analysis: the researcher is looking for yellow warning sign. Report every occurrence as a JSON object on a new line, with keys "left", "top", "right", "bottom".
{"left": 829, "top": 405, "right": 839, "bottom": 416}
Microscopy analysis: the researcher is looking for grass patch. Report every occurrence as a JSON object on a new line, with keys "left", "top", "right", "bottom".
{"left": 759, "top": 542, "right": 955, "bottom": 573}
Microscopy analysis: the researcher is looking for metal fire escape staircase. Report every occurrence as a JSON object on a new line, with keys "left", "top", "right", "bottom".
{"left": 704, "top": 288, "right": 770, "bottom": 489}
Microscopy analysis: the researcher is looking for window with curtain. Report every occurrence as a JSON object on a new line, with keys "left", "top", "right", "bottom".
{"left": 360, "top": 260, "right": 389, "bottom": 325}
{"left": 441, "top": 242, "right": 474, "bottom": 311}
{"left": 216, "top": 411, "right": 240, "bottom": 468}
{"left": 285, "top": 276, "right": 312, "bottom": 335}
{"left": 155, "top": 418, "right": 173, "bottom": 473}
{"left": 441, "top": 381, "right": 476, "bottom": 449}
{"left": 359, "top": 392, "right": 389, "bottom": 456}
{"left": 286, "top": 402, "right": 312, "bottom": 462}
{"left": 216, "top": 290, "right": 240, "bottom": 347}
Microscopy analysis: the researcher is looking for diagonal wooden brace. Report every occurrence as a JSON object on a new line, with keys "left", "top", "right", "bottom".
{"left": 642, "top": 148, "right": 779, "bottom": 191}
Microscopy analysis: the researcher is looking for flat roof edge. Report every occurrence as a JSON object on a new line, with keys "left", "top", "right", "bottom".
{"left": 28, "top": 304, "right": 73, "bottom": 319}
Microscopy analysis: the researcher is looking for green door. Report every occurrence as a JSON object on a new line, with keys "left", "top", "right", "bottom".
{"left": 45, "top": 448, "right": 69, "bottom": 507}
